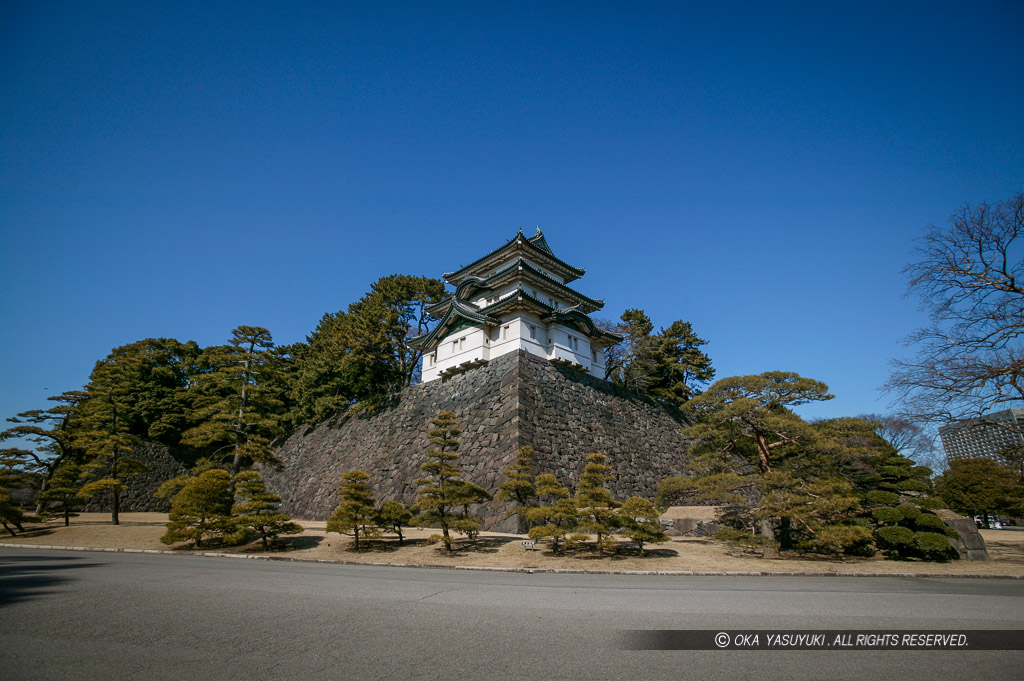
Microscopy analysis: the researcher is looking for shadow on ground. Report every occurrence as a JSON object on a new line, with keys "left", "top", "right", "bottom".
{"left": 257, "top": 535, "right": 324, "bottom": 552}
{"left": 5, "top": 526, "right": 58, "bottom": 539}
{"left": 0, "top": 552, "right": 100, "bottom": 608}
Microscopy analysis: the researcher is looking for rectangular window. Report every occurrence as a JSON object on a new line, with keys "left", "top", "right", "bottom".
{"left": 451, "top": 340, "right": 457, "bottom": 353}
{"left": 529, "top": 325, "right": 536, "bottom": 340}
{"left": 459, "top": 337, "right": 465, "bottom": 351}
{"left": 503, "top": 325, "right": 509, "bottom": 340}
{"left": 430, "top": 352, "right": 436, "bottom": 366}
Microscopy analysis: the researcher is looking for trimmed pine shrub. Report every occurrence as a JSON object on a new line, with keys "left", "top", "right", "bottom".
{"left": 875, "top": 525, "right": 915, "bottom": 559}
{"left": 913, "top": 497, "right": 945, "bottom": 510}
{"left": 913, "top": 532, "right": 959, "bottom": 562}
{"left": 896, "top": 479, "right": 930, "bottom": 493}
{"left": 894, "top": 504, "right": 922, "bottom": 526}
{"left": 863, "top": 491, "right": 900, "bottom": 507}
{"left": 871, "top": 507, "right": 901, "bottom": 525}
{"left": 808, "top": 524, "right": 876, "bottom": 557}
{"left": 914, "top": 513, "right": 957, "bottom": 537}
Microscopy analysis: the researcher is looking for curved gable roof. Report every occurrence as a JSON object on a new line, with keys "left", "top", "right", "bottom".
{"left": 443, "top": 228, "right": 585, "bottom": 285}
{"left": 407, "top": 298, "right": 498, "bottom": 350}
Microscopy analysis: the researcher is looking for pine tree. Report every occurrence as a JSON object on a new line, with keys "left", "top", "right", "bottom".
{"left": 617, "top": 497, "right": 669, "bottom": 554}
{"left": 326, "top": 470, "right": 380, "bottom": 550}
{"left": 292, "top": 275, "right": 446, "bottom": 420}
{"left": 685, "top": 372, "right": 833, "bottom": 473}
{"left": 0, "top": 449, "right": 30, "bottom": 535}
{"left": 1, "top": 390, "right": 85, "bottom": 515}
{"left": 526, "top": 473, "right": 579, "bottom": 553}
{"left": 182, "top": 326, "right": 285, "bottom": 477}
{"left": 647, "top": 320, "right": 715, "bottom": 407}
{"left": 161, "top": 469, "right": 234, "bottom": 548}
{"left": 0, "top": 490, "right": 24, "bottom": 536}
{"left": 497, "top": 446, "right": 537, "bottom": 531}
{"left": 376, "top": 500, "right": 412, "bottom": 544}
{"left": 413, "top": 411, "right": 488, "bottom": 552}
{"left": 446, "top": 479, "right": 492, "bottom": 541}
{"left": 605, "top": 310, "right": 715, "bottom": 406}
{"left": 74, "top": 351, "right": 150, "bottom": 525}
{"left": 575, "top": 453, "right": 620, "bottom": 554}
{"left": 231, "top": 470, "right": 302, "bottom": 549}
{"left": 38, "top": 461, "right": 84, "bottom": 526}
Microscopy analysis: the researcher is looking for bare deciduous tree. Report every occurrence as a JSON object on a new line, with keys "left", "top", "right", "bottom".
{"left": 886, "top": 191, "right": 1024, "bottom": 434}
{"left": 858, "top": 413, "right": 945, "bottom": 471}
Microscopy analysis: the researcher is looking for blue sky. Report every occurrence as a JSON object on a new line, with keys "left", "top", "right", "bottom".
{"left": 2, "top": 1, "right": 1023, "bottom": 427}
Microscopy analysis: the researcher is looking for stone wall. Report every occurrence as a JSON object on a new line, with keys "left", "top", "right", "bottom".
{"left": 81, "top": 441, "right": 194, "bottom": 513}
{"left": 262, "top": 351, "right": 693, "bottom": 530}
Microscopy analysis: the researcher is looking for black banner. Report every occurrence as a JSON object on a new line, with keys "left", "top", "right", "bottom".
{"left": 621, "top": 630, "right": 1024, "bottom": 650}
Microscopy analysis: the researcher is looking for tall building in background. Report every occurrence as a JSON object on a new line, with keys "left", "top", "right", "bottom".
{"left": 939, "top": 408, "right": 1024, "bottom": 468}
{"left": 409, "top": 228, "right": 622, "bottom": 383}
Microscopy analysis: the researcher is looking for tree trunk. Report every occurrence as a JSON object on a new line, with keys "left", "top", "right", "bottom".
{"left": 755, "top": 433, "right": 772, "bottom": 472}
{"left": 111, "top": 402, "right": 120, "bottom": 525}
{"left": 35, "top": 471, "right": 51, "bottom": 516}
{"left": 778, "top": 517, "right": 794, "bottom": 550}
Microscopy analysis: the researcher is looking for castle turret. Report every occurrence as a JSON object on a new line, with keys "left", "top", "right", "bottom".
{"left": 409, "top": 228, "right": 622, "bottom": 382}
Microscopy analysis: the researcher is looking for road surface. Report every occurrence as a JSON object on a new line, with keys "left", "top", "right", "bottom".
{"left": 1, "top": 547, "right": 1022, "bottom": 680}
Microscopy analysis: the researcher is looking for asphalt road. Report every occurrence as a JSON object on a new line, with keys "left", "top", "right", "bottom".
{"left": 1, "top": 547, "right": 1023, "bottom": 681}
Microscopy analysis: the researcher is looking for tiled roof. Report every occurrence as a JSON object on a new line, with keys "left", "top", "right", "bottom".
{"left": 454, "top": 257, "right": 604, "bottom": 312}
{"left": 443, "top": 229, "right": 585, "bottom": 285}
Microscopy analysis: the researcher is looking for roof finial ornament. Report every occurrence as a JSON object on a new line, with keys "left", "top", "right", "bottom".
{"left": 535, "top": 226, "right": 542, "bottom": 236}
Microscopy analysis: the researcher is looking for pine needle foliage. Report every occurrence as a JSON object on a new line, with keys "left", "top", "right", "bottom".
{"left": 413, "top": 411, "right": 489, "bottom": 552}
{"left": 161, "top": 469, "right": 234, "bottom": 548}
{"left": 0, "top": 449, "right": 30, "bottom": 535}
{"left": 327, "top": 470, "right": 380, "bottom": 550}
{"left": 38, "top": 461, "right": 84, "bottom": 526}
{"left": 1, "top": 390, "right": 85, "bottom": 515}
{"left": 526, "top": 473, "right": 579, "bottom": 553}
{"left": 376, "top": 500, "right": 413, "bottom": 543}
{"left": 575, "top": 453, "right": 620, "bottom": 553}
{"left": 496, "top": 446, "right": 537, "bottom": 531}
{"left": 74, "top": 350, "right": 152, "bottom": 524}
{"left": 232, "top": 470, "right": 302, "bottom": 549}
{"left": 181, "top": 326, "right": 285, "bottom": 477}
{"left": 617, "top": 496, "right": 669, "bottom": 554}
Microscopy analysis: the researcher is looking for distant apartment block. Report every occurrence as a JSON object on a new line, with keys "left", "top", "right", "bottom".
{"left": 939, "top": 408, "right": 1024, "bottom": 467}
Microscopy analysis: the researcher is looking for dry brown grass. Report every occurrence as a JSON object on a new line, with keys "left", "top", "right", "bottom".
{"left": 4, "top": 513, "right": 1023, "bottom": 576}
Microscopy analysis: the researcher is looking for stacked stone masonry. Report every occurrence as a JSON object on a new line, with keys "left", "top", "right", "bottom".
{"left": 262, "top": 351, "right": 693, "bottom": 531}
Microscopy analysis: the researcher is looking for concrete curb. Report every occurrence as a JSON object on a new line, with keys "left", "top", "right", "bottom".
{"left": 3, "top": 542, "right": 1023, "bottom": 579}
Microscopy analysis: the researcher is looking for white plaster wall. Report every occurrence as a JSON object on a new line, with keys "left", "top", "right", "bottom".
{"left": 473, "top": 284, "right": 524, "bottom": 309}
{"left": 516, "top": 314, "right": 549, "bottom": 360}
{"left": 424, "top": 327, "right": 487, "bottom": 380}
{"left": 484, "top": 317, "right": 523, "bottom": 361}
{"left": 548, "top": 323, "right": 593, "bottom": 372}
